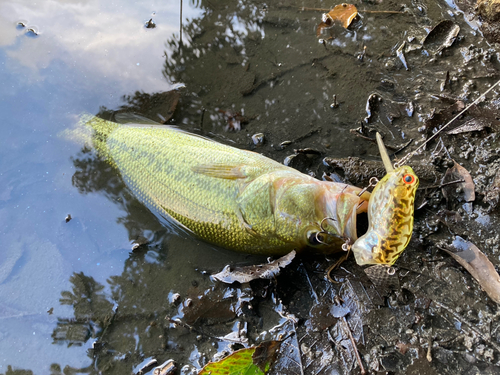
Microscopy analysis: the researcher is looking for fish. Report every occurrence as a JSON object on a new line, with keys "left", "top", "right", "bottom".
{"left": 78, "top": 114, "right": 418, "bottom": 265}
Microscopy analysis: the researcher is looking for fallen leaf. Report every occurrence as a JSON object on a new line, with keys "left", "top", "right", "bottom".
{"left": 441, "top": 160, "right": 475, "bottom": 203}
{"left": 446, "top": 118, "right": 490, "bottom": 134}
{"left": 423, "top": 20, "right": 460, "bottom": 54}
{"left": 198, "top": 341, "right": 281, "bottom": 375}
{"left": 317, "top": 4, "right": 358, "bottom": 37}
{"left": 199, "top": 347, "right": 263, "bottom": 375}
{"left": 440, "top": 236, "right": 500, "bottom": 304}
{"left": 484, "top": 172, "right": 500, "bottom": 211}
{"left": 212, "top": 251, "right": 296, "bottom": 284}
{"left": 396, "top": 342, "right": 410, "bottom": 355}
{"left": 252, "top": 340, "right": 282, "bottom": 372}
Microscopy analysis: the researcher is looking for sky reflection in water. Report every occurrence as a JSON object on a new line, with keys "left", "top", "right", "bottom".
{"left": 0, "top": 0, "right": 203, "bottom": 372}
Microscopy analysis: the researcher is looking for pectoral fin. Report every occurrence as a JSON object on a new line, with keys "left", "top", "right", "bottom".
{"left": 192, "top": 163, "right": 247, "bottom": 179}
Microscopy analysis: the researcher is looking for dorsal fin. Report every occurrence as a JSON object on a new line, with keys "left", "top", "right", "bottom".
{"left": 114, "top": 112, "right": 160, "bottom": 125}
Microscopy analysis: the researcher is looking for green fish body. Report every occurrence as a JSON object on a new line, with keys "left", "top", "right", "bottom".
{"left": 85, "top": 116, "right": 370, "bottom": 255}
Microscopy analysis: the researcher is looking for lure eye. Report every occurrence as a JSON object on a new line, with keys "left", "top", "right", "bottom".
{"left": 403, "top": 174, "right": 415, "bottom": 184}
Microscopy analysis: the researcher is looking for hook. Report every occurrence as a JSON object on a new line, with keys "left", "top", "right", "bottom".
{"left": 357, "top": 176, "right": 379, "bottom": 197}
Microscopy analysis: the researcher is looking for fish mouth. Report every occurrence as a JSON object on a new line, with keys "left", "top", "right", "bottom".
{"left": 355, "top": 211, "right": 369, "bottom": 241}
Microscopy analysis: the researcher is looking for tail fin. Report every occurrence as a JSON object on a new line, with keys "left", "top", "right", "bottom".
{"left": 60, "top": 114, "right": 120, "bottom": 160}
{"left": 84, "top": 115, "right": 120, "bottom": 159}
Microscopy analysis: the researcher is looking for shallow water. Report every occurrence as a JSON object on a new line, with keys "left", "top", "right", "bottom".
{"left": 1, "top": 0, "right": 500, "bottom": 374}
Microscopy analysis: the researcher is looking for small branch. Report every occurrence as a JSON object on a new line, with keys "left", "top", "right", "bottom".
{"left": 363, "top": 10, "right": 405, "bottom": 14}
{"left": 419, "top": 179, "right": 465, "bottom": 190}
{"left": 431, "top": 300, "right": 500, "bottom": 354}
{"left": 342, "top": 316, "right": 366, "bottom": 374}
{"left": 299, "top": 7, "right": 405, "bottom": 14}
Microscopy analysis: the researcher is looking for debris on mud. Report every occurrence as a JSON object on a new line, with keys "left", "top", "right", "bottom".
{"left": 56, "top": 0, "right": 500, "bottom": 374}
{"left": 316, "top": 4, "right": 358, "bottom": 37}
{"left": 439, "top": 236, "right": 500, "bottom": 304}
{"left": 323, "top": 156, "right": 438, "bottom": 186}
{"left": 212, "top": 251, "right": 296, "bottom": 284}
{"left": 441, "top": 160, "right": 475, "bottom": 204}
{"left": 423, "top": 20, "right": 460, "bottom": 55}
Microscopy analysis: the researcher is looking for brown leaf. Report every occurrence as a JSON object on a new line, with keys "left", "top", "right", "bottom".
{"left": 396, "top": 342, "right": 410, "bottom": 355}
{"left": 441, "top": 160, "right": 475, "bottom": 203}
{"left": 212, "top": 250, "right": 296, "bottom": 284}
{"left": 446, "top": 118, "right": 490, "bottom": 134}
{"left": 423, "top": 20, "right": 460, "bottom": 54}
{"left": 441, "top": 236, "right": 500, "bottom": 304}
{"left": 252, "top": 340, "right": 282, "bottom": 372}
{"left": 317, "top": 4, "right": 358, "bottom": 37}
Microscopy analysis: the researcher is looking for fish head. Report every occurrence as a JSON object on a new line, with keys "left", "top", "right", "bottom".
{"left": 296, "top": 182, "right": 367, "bottom": 254}
{"left": 352, "top": 165, "right": 419, "bottom": 266}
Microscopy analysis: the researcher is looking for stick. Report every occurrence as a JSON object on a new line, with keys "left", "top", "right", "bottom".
{"left": 342, "top": 317, "right": 366, "bottom": 374}
{"left": 299, "top": 7, "right": 404, "bottom": 14}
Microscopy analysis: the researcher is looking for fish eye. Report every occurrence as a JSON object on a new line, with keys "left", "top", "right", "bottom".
{"left": 308, "top": 231, "right": 323, "bottom": 246}
{"left": 403, "top": 174, "right": 415, "bottom": 184}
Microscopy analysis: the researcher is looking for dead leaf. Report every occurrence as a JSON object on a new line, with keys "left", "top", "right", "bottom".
{"left": 317, "top": 4, "right": 358, "bottom": 37}
{"left": 252, "top": 340, "right": 282, "bottom": 372}
{"left": 441, "top": 160, "right": 475, "bottom": 203}
{"left": 424, "top": 100, "right": 465, "bottom": 134}
{"left": 484, "top": 172, "right": 500, "bottom": 211}
{"left": 423, "top": 20, "right": 460, "bottom": 54}
{"left": 212, "top": 251, "right": 296, "bottom": 284}
{"left": 446, "top": 118, "right": 490, "bottom": 134}
{"left": 440, "top": 236, "right": 500, "bottom": 304}
{"left": 396, "top": 342, "right": 410, "bottom": 355}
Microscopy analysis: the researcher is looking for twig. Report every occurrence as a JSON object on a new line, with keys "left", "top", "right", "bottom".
{"left": 391, "top": 138, "right": 413, "bottom": 156}
{"left": 179, "top": 0, "right": 183, "bottom": 46}
{"left": 165, "top": 316, "right": 246, "bottom": 343}
{"left": 342, "top": 316, "right": 366, "bottom": 374}
{"left": 363, "top": 10, "right": 405, "bottom": 14}
{"left": 426, "top": 334, "right": 433, "bottom": 362}
{"left": 419, "top": 179, "right": 465, "bottom": 190}
{"left": 396, "top": 78, "right": 500, "bottom": 166}
{"left": 299, "top": 7, "right": 404, "bottom": 14}
{"left": 349, "top": 129, "right": 400, "bottom": 150}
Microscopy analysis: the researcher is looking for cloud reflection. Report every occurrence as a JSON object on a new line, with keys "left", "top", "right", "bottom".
{"left": 0, "top": 0, "right": 202, "bottom": 93}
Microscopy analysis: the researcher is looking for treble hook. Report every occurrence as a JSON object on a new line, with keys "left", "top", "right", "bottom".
{"left": 315, "top": 217, "right": 336, "bottom": 245}
{"left": 315, "top": 217, "right": 349, "bottom": 246}
{"left": 357, "top": 176, "right": 379, "bottom": 197}
{"left": 320, "top": 217, "right": 336, "bottom": 232}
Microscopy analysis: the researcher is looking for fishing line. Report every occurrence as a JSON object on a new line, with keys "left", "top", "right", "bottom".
{"left": 395, "top": 77, "right": 500, "bottom": 167}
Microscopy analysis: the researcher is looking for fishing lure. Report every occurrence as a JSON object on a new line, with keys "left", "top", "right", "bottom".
{"left": 351, "top": 134, "right": 419, "bottom": 266}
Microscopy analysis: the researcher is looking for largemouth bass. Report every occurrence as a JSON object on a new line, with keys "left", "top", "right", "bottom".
{"left": 78, "top": 115, "right": 418, "bottom": 264}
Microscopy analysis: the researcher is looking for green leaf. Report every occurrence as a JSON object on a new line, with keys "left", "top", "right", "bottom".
{"left": 198, "top": 347, "right": 263, "bottom": 375}
{"left": 198, "top": 341, "right": 281, "bottom": 375}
